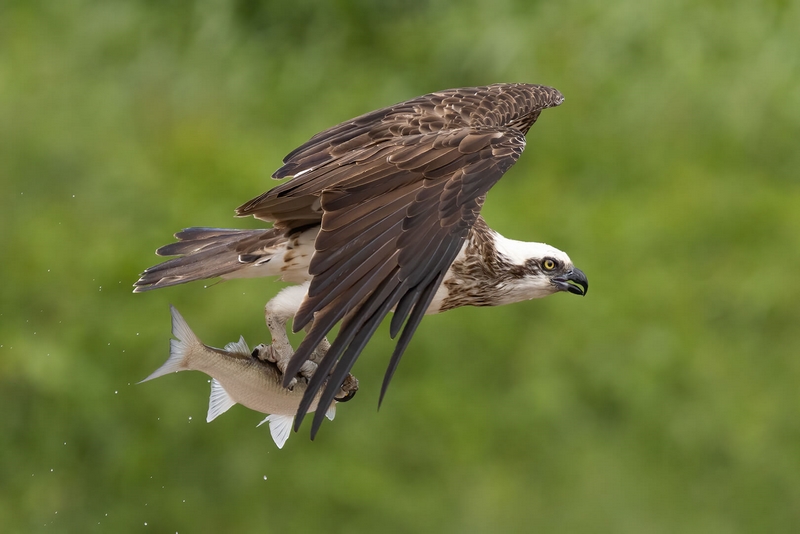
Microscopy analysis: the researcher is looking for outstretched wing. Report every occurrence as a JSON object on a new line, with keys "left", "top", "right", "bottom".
{"left": 236, "top": 84, "right": 564, "bottom": 437}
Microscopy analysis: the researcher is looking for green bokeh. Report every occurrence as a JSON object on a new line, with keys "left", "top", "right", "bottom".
{"left": 2, "top": 0, "right": 799, "bottom": 532}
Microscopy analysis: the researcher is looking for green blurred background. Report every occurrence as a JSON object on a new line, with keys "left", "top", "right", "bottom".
{"left": 2, "top": 0, "right": 799, "bottom": 532}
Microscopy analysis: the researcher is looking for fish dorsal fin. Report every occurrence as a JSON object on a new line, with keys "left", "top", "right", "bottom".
{"left": 325, "top": 403, "right": 336, "bottom": 421}
{"left": 223, "top": 335, "right": 250, "bottom": 355}
{"left": 207, "top": 379, "right": 236, "bottom": 422}
{"left": 257, "top": 414, "right": 294, "bottom": 449}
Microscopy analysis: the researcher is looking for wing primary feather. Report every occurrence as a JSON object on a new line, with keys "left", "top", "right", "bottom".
{"left": 293, "top": 244, "right": 399, "bottom": 336}
{"left": 292, "top": 335, "right": 348, "bottom": 431}
{"left": 283, "top": 304, "right": 349, "bottom": 384}
{"left": 310, "top": 214, "right": 401, "bottom": 274}
{"left": 309, "top": 303, "right": 387, "bottom": 438}
{"left": 398, "top": 222, "right": 465, "bottom": 279}
{"left": 308, "top": 275, "right": 412, "bottom": 437}
{"left": 391, "top": 195, "right": 468, "bottom": 337}
{"left": 307, "top": 230, "right": 400, "bottom": 303}
{"left": 379, "top": 239, "right": 463, "bottom": 406}
{"left": 378, "top": 282, "right": 436, "bottom": 407}
{"left": 286, "top": 257, "right": 400, "bottom": 382}
{"left": 293, "top": 274, "right": 406, "bottom": 432}
{"left": 389, "top": 286, "right": 422, "bottom": 338}
{"left": 304, "top": 232, "right": 461, "bottom": 424}
{"left": 321, "top": 183, "right": 418, "bottom": 232}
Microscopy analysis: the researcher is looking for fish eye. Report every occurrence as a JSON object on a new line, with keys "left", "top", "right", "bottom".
{"left": 542, "top": 258, "right": 557, "bottom": 271}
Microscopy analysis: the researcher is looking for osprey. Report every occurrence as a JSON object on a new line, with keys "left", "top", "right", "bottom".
{"left": 135, "top": 83, "right": 588, "bottom": 438}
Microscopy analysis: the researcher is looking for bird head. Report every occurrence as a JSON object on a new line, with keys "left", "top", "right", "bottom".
{"left": 493, "top": 238, "right": 588, "bottom": 302}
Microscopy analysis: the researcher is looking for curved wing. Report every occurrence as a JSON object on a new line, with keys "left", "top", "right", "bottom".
{"left": 236, "top": 84, "right": 564, "bottom": 437}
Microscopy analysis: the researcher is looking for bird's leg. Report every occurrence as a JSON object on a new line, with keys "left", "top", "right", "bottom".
{"left": 260, "top": 284, "right": 317, "bottom": 389}
{"left": 259, "top": 283, "right": 352, "bottom": 395}
{"left": 299, "top": 318, "right": 358, "bottom": 402}
{"left": 305, "top": 320, "right": 331, "bottom": 365}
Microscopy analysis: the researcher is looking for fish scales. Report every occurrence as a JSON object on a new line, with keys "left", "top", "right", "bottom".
{"left": 140, "top": 305, "right": 358, "bottom": 448}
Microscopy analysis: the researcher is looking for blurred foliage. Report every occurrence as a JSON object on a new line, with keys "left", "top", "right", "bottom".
{"left": 2, "top": 0, "right": 799, "bottom": 532}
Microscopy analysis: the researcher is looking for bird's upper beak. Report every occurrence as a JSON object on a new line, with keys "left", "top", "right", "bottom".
{"left": 552, "top": 267, "right": 588, "bottom": 296}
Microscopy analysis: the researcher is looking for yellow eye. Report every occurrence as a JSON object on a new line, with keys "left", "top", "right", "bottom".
{"left": 543, "top": 259, "right": 556, "bottom": 271}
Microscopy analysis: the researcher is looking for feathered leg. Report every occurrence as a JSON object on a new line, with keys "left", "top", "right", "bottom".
{"left": 260, "top": 283, "right": 360, "bottom": 403}
{"left": 259, "top": 283, "right": 335, "bottom": 389}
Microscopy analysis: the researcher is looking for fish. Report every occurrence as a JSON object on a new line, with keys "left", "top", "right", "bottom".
{"left": 140, "top": 305, "right": 359, "bottom": 448}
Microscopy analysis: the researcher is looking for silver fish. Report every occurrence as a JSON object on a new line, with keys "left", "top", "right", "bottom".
{"left": 140, "top": 305, "right": 358, "bottom": 448}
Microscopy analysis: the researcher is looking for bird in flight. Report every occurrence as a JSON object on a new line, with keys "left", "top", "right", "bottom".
{"left": 135, "top": 83, "right": 588, "bottom": 439}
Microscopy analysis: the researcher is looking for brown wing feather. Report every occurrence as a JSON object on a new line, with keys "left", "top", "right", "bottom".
{"left": 287, "top": 129, "right": 528, "bottom": 437}
{"left": 231, "top": 83, "right": 563, "bottom": 437}
{"left": 235, "top": 83, "right": 562, "bottom": 222}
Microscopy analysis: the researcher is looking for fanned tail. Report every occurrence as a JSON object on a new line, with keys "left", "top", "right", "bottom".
{"left": 133, "top": 227, "right": 283, "bottom": 292}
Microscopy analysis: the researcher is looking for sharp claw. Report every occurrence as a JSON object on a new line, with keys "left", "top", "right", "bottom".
{"left": 334, "top": 389, "right": 357, "bottom": 403}
{"left": 334, "top": 374, "right": 359, "bottom": 402}
{"left": 252, "top": 344, "right": 273, "bottom": 361}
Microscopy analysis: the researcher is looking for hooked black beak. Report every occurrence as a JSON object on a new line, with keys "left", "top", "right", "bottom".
{"left": 552, "top": 267, "right": 588, "bottom": 296}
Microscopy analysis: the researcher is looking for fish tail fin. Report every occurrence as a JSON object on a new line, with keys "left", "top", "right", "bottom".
{"left": 139, "top": 305, "right": 198, "bottom": 383}
{"left": 258, "top": 414, "right": 294, "bottom": 449}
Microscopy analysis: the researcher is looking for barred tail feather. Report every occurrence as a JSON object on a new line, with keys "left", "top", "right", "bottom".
{"left": 133, "top": 227, "right": 283, "bottom": 292}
